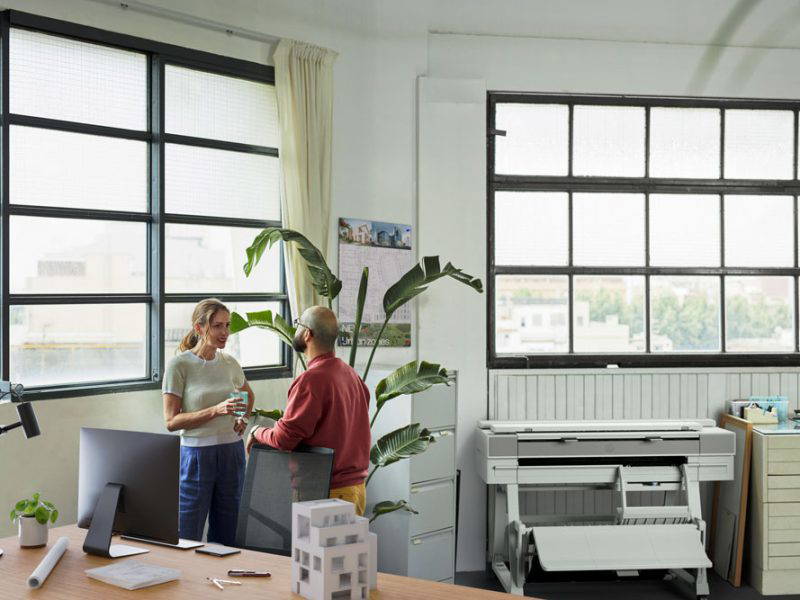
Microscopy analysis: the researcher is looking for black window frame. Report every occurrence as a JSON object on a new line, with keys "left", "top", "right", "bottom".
{"left": 488, "top": 91, "right": 800, "bottom": 369}
{"left": 0, "top": 10, "right": 292, "bottom": 400}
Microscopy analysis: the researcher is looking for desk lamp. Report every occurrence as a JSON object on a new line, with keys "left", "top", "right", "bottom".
{"left": 0, "top": 382, "right": 40, "bottom": 557}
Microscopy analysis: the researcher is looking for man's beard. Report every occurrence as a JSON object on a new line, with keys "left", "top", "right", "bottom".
{"left": 292, "top": 331, "right": 307, "bottom": 353}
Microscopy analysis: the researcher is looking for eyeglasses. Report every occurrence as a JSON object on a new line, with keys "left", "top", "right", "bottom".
{"left": 293, "top": 318, "right": 313, "bottom": 334}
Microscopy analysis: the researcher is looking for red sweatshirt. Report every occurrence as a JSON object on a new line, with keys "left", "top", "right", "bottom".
{"left": 254, "top": 352, "right": 371, "bottom": 489}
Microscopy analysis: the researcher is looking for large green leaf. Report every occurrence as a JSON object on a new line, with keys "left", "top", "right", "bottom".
{"left": 375, "top": 361, "right": 449, "bottom": 411}
{"left": 348, "top": 267, "right": 369, "bottom": 367}
{"left": 252, "top": 408, "right": 284, "bottom": 422}
{"left": 383, "top": 256, "right": 482, "bottom": 317}
{"left": 230, "top": 309, "right": 295, "bottom": 347}
{"left": 370, "top": 423, "right": 435, "bottom": 469}
{"left": 244, "top": 228, "right": 342, "bottom": 300}
{"left": 369, "top": 499, "right": 418, "bottom": 524}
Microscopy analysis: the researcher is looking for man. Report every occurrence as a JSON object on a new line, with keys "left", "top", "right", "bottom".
{"left": 246, "top": 306, "right": 371, "bottom": 515}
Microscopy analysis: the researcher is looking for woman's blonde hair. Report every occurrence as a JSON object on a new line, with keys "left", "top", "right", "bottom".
{"left": 179, "top": 298, "right": 230, "bottom": 352}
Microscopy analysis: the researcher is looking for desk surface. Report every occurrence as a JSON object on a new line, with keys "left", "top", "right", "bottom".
{"left": 0, "top": 525, "right": 512, "bottom": 599}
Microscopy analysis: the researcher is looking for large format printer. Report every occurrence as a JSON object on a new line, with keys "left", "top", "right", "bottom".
{"left": 476, "top": 419, "right": 735, "bottom": 598}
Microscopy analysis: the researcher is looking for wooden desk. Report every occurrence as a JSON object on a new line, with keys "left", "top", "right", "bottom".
{"left": 0, "top": 525, "right": 512, "bottom": 599}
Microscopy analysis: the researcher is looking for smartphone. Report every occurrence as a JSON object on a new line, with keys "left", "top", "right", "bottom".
{"left": 196, "top": 545, "right": 241, "bottom": 557}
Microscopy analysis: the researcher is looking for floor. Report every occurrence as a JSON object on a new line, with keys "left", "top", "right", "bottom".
{"left": 455, "top": 569, "right": 800, "bottom": 600}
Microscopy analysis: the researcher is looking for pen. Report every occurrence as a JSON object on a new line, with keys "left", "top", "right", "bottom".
{"left": 228, "top": 569, "right": 271, "bottom": 577}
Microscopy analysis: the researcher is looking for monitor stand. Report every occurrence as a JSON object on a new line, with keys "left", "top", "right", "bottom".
{"left": 120, "top": 535, "right": 203, "bottom": 550}
{"left": 83, "top": 482, "right": 149, "bottom": 558}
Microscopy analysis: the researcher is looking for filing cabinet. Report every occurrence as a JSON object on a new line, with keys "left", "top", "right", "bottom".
{"left": 366, "top": 370, "right": 457, "bottom": 583}
{"left": 749, "top": 429, "right": 800, "bottom": 594}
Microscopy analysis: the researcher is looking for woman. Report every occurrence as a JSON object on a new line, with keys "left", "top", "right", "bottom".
{"left": 162, "top": 298, "right": 255, "bottom": 546}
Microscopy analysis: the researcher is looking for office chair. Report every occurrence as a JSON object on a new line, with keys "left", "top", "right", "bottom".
{"left": 234, "top": 443, "right": 334, "bottom": 556}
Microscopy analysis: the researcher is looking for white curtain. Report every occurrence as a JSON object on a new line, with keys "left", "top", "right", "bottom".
{"left": 274, "top": 39, "right": 338, "bottom": 318}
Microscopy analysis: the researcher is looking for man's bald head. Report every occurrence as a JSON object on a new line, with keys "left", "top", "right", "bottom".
{"left": 301, "top": 306, "right": 339, "bottom": 351}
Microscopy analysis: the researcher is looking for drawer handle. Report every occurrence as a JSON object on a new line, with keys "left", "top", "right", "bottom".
{"left": 412, "top": 539, "right": 422, "bottom": 545}
{"left": 645, "top": 437, "right": 663, "bottom": 443}
{"left": 560, "top": 437, "right": 578, "bottom": 443}
{"left": 439, "top": 431, "right": 452, "bottom": 437}
{"left": 410, "top": 488, "right": 419, "bottom": 494}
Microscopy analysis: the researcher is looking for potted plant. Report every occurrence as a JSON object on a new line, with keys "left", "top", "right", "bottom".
{"left": 10, "top": 493, "right": 58, "bottom": 548}
{"left": 233, "top": 228, "right": 482, "bottom": 522}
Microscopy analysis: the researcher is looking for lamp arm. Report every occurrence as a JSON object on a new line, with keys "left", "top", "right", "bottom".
{"left": 0, "top": 421, "right": 22, "bottom": 435}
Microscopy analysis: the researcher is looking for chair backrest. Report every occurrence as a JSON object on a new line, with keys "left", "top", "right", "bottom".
{"left": 234, "top": 443, "right": 334, "bottom": 555}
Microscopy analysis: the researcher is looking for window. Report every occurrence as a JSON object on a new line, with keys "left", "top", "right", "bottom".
{"left": 1, "top": 11, "right": 290, "bottom": 397}
{"left": 489, "top": 93, "right": 800, "bottom": 368}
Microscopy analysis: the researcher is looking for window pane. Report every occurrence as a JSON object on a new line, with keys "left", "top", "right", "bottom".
{"left": 10, "top": 216, "right": 146, "bottom": 294}
{"left": 649, "top": 108, "right": 720, "bottom": 178}
{"left": 724, "top": 195, "right": 793, "bottom": 267}
{"left": 724, "top": 109, "right": 793, "bottom": 179}
{"left": 649, "top": 194, "right": 720, "bottom": 267}
{"left": 165, "top": 65, "right": 279, "bottom": 147}
{"left": 650, "top": 276, "right": 720, "bottom": 352}
{"left": 10, "top": 126, "right": 147, "bottom": 212}
{"left": 494, "top": 192, "right": 568, "bottom": 265}
{"left": 495, "top": 275, "right": 568, "bottom": 353}
{"left": 10, "top": 28, "right": 146, "bottom": 130}
{"left": 165, "top": 302, "right": 283, "bottom": 367}
{"left": 573, "top": 193, "right": 645, "bottom": 266}
{"left": 494, "top": 103, "right": 568, "bottom": 175}
{"left": 165, "top": 144, "right": 280, "bottom": 221}
{"left": 573, "top": 276, "right": 645, "bottom": 352}
{"left": 726, "top": 276, "right": 794, "bottom": 352}
{"left": 10, "top": 304, "right": 147, "bottom": 387}
{"left": 573, "top": 105, "right": 645, "bottom": 176}
{"left": 165, "top": 224, "right": 280, "bottom": 294}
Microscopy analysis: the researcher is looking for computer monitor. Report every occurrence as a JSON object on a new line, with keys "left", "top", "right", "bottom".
{"left": 77, "top": 427, "right": 179, "bottom": 558}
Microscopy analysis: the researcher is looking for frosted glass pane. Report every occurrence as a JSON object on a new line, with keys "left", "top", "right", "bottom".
{"left": 724, "top": 109, "right": 793, "bottom": 179}
{"left": 649, "top": 108, "right": 720, "bottom": 178}
{"left": 165, "top": 144, "right": 280, "bottom": 221}
{"left": 10, "top": 28, "right": 146, "bottom": 130}
{"left": 10, "top": 126, "right": 147, "bottom": 212}
{"left": 573, "top": 105, "right": 645, "bottom": 176}
{"left": 165, "top": 301, "right": 282, "bottom": 367}
{"left": 10, "top": 216, "right": 146, "bottom": 294}
{"left": 10, "top": 304, "right": 147, "bottom": 386}
{"left": 495, "top": 103, "right": 568, "bottom": 175}
{"left": 165, "top": 224, "right": 280, "bottom": 294}
{"left": 165, "top": 65, "right": 278, "bottom": 148}
{"left": 495, "top": 275, "right": 568, "bottom": 353}
{"left": 651, "top": 276, "right": 720, "bottom": 352}
{"left": 573, "top": 276, "right": 645, "bottom": 352}
{"left": 573, "top": 193, "right": 645, "bottom": 266}
{"left": 724, "top": 195, "right": 793, "bottom": 267}
{"left": 726, "top": 276, "right": 794, "bottom": 352}
{"left": 494, "top": 192, "right": 568, "bottom": 265}
{"left": 649, "top": 195, "right": 720, "bottom": 267}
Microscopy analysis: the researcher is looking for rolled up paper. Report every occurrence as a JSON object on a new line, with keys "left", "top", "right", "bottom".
{"left": 27, "top": 536, "right": 69, "bottom": 589}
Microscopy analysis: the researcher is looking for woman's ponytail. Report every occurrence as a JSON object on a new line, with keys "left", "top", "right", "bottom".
{"left": 179, "top": 330, "right": 200, "bottom": 352}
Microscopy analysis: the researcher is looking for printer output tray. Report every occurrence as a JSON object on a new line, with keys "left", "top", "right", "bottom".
{"left": 532, "top": 524, "right": 712, "bottom": 572}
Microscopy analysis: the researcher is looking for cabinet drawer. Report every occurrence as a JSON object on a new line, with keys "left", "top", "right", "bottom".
{"left": 770, "top": 449, "right": 800, "bottom": 463}
{"left": 767, "top": 488, "right": 800, "bottom": 502}
{"left": 769, "top": 503, "right": 800, "bottom": 517}
{"left": 769, "top": 463, "right": 800, "bottom": 476}
{"left": 768, "top": 476, "right": 800, "bottom": 489}
{"left": 408, "top": 529, "right": 454, "bottom": 581}
{"left": 411, "top": 429, "right": 454, "bottom": 483}
{"left": 769, "top": 556, "right": 800, "bottom": 570}
{"left": 409, "top": 478, "right": 455, "bottom": 537}
{"left": 769, "top": 436, "right": 800, "bottom": 450}
{"left": 770, "top": 543, "right": 800, "bottom": 557}
{"left": 412, "top": 382, "right": 456, "bottom": 430}
{"left": 770, "top": 530, "right": 800, "bottom": 543}
{"left": 770, "top": 517, "right": 800, "bottom": 530}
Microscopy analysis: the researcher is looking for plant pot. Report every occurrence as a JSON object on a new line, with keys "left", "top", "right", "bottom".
{"left": 18, "top": 516, "right": 48, "bottom": 548}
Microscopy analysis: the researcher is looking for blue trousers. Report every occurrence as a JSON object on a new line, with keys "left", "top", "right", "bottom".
{"left": 179, "top": 440, "right": 245, "bottom": 546}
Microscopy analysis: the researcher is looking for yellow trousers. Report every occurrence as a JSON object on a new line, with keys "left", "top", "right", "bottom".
{"left": 329, "top": 482, "right": 366, "bottom": 516}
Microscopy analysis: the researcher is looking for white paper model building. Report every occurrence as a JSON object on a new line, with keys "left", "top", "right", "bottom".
{"left": 292, "top": 498, "right": 377, "bottom": 600}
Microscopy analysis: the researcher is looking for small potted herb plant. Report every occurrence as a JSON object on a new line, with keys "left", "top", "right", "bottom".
{"left": 10, "top": 493, "right": 58, "bottom": 548}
